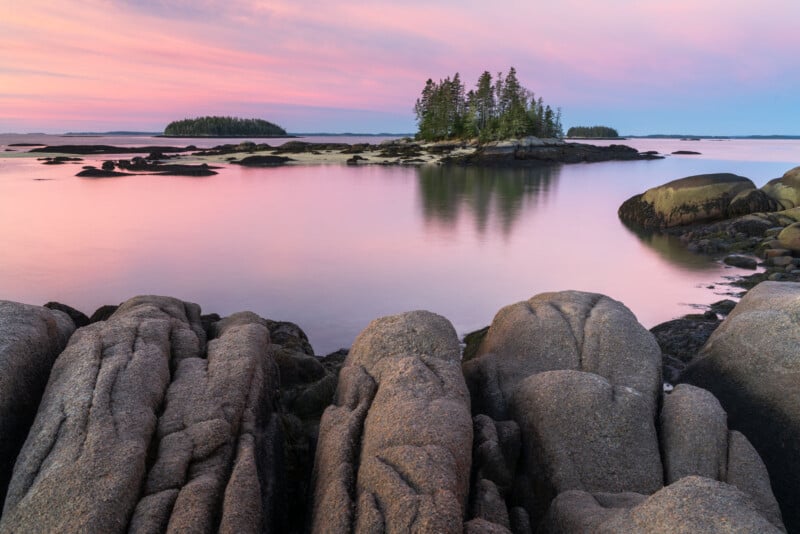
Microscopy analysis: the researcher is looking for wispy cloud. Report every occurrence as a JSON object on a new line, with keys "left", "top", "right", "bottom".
{"left": 1, "top": 0, "right": 799, "bottom": 133}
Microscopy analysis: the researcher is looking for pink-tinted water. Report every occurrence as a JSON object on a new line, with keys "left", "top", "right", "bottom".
{"left": 1, "top": 136, "right": 797, "bottom": 352}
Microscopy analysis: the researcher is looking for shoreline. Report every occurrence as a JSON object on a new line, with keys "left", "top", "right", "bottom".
{"left": 15, "top": 137, "right": 662, "bottom": 172}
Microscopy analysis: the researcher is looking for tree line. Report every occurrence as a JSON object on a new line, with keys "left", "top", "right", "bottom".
{"left": 413, "top": 68, "right": 563, "bottom": 142}
{"left": 163, "top": 116, "right": 287, "bottom": 137}
{"left": 566, "top": 126, "right": 619, "bottom": 138}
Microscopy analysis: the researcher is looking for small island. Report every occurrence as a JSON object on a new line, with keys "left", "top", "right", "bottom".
{"left": 162, "top": 115, "right": 289, "bottom": 137}
{"left": 566, "top": 125, "right": 620, "bottom": 138}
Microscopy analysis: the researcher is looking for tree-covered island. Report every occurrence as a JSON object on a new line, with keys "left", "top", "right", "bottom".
{"left": 413, "top": 67, "right": 563, "bottom": 142}
{"left": 566, "top": 125, "right": 620, "bottom": 138}
{"left": 163, "top": 116, "right": 288, "bottom": 137}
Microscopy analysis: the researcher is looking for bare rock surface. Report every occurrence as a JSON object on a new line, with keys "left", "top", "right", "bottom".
{"left": 463, "top": 291, "right": 661, "bottom": 420}
{"left": 511, "top": 370, "right": 663, "bottom": 524}
{"left": 311, "top": 310, "right": 473, "bottom": 534}
{"left": 540, "top": 477, "right": 781, "bottom": 533}
{"left": 618, "top": 173, "right": 760, "bottom": 228}
{"left": 0, "top": 296, "right": 283, "bottom": 534}
{"left": 682, "top": 281, "right": 800, "bottom": 532}
{"left": 0, "top": 301, "right": 75, "bottom": 507}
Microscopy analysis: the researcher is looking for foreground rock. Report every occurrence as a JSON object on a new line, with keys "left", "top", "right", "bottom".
{"left": 0, "top": 296, "right": 285, "bottom": 533}
{"left": 463, "top": 291, "right": 662, "bottom": 421}
{"left": 618, "top": 173, "right": 764, "bottom": 229}
{"left": 0, "top": 302, "right": 75, "bottom": 507}
{"left": 682, "top": 281, "right": 800, "bottom": 532}
{"left": 311, "top": 310, "right": 472, "bottom": 533}
{"left": 540, "top": 476, "right": 782, "bottom": 533}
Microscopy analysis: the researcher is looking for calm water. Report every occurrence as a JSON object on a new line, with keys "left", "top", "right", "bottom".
{"left": 1, "top": 135, "right": 798, "bottom": 353}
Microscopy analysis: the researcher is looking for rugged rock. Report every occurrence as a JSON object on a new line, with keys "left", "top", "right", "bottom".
{"left": 729, "top": 189, "right": 780, "bottom": 218}
{"left": 0, "top": 296, "right": 284, "bottom": 533}
{"left": 0, "top": 302, "right": 75, "bottom": 507}
{"left": 682, "top": 281, "right": 800, "bottom": 532}
{"left": 311, "top": 310, "right": 473, "bottom": 534}
{"left": 540, "top": 477, "right": 782, "bottom": 533}
{"left": 462, "top": 138, "right": 657, "bottom": 165}
{"left": 651, "top": 315, "right": 721, "bottom": 383}
{"left": 462, "top": 291, "right": 662, "bottom": 420}
{"left": 619, "top": 173, "right": 760, "bottom": 229}
{"left": 723, "top": 253, "right": 758, "bottom": 269}
{"left": 511, "top": 370, "right": 663, "bottom": 524}
{"left": 762, "top": 166, "right": 800, "bottom": 209}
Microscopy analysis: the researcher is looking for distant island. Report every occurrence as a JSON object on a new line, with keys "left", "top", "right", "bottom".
{"left": 413, "top": 67, "right": 563, "bottom": 142}
{"left": 162, "top": 116, "right": 289, "bottom": 137}
{"left": 566, "top": 126, "right": 620, "bottom": 138}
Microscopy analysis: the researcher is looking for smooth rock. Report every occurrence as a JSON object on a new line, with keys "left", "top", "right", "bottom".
{"left": 540, "top": 477, "right": 781, "bottom": 533}
{"left": 777, "top": 221, "right": 800, "bottom": 252}
{"left": 682, "top": 281, "right": 800, "bottom": 532}
{"left": 463, "top": 291, "right": 661, "bottom": 420}
{"left": 762, "top": 166, "right": 800, "bottom": 209}
{"left": 618, "top": 173, "right": 757, "bottom": 228}
{"left": 0, "top": 301, "right": 75, "bottom": 507}
{"left": 510, "top": 370, "right": 663, "bottom": 524}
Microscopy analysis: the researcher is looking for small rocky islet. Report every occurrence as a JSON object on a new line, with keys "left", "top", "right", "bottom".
{"left": 27, "top": 136, "right": 662, "bottom": 178}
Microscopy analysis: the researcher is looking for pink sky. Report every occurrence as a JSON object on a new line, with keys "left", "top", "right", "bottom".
{"left": 2, "top": 0, "right": 799, "bottom": 134}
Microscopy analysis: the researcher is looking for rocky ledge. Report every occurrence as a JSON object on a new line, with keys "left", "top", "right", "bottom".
{"left": 0, "top": 288, "right": 795, "bottom": 533}
{"left": 28, "top": 137, "right": 660, "bottom": 170}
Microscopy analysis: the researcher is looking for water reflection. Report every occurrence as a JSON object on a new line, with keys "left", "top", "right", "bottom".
{"left": 621, "top": 224, "right": 717, "bottom": 271}
{"left": 417, "top": 165, "right": 559, "bottom": 236}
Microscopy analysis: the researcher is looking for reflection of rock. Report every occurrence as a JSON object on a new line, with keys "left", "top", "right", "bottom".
{"left": 418, "top": 164, "right": 558, "bottom": 235}
{"left": 619, "top": 173, "right": 760, "bottom": 228}
{"left": 682, "top": 281, "right": 800, "bottom": 532}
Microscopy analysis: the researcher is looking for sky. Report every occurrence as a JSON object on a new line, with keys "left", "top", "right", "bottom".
{"left": 1, "top": 0, "right": 799, "bottom": 135}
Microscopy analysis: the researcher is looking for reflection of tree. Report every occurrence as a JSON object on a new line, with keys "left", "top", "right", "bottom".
{"left": 417, "top": 165, "right": 559, "bottom": 235}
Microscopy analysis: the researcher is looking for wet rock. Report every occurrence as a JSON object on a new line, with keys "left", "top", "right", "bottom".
{"left": 618, "top": 173, "right": 758, "bottom": 229}
{"left": 729, "top": 189, "right": 780, "bottom": 218}
{"left": 234, "top": 155, "right": 293, "bottom": 166}
{"left": 463, "top": 291, "right": 661, "bottom": 421}
{"left": 682, "top": 281, "right": 800, "bottom": 532}
{"left": 0, "top": 296, "right": 284, "bottom": 533}
{"left": 0, "top": 301, "right": 75, "bottom": 507}
{"left": 723, "top": 254, "right": 758, "bottom": 269}
{"left": 311, "top": 310, "right": 472, "bottom": 534}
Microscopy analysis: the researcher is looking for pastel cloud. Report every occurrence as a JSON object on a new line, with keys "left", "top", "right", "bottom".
{"left": 1, "top": 0, "right": 799, "bottom": 134}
